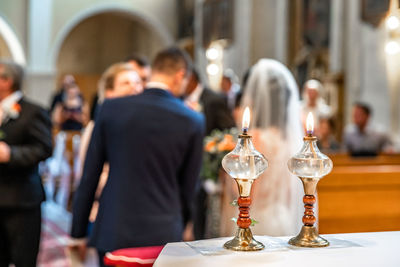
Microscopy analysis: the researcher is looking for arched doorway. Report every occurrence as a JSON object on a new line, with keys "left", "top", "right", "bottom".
{"left": 54, "top": 10, "right": 170, "bottom": 110}
{"left": 0, "top": 16, "right": 26, "bottom": 65}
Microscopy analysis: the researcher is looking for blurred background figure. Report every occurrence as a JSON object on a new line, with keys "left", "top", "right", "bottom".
{"left": 316, "top": 117, "right": 340, "bottom": 154}
{"left": 90, "top": 54, "right": 151, "bottom": 120}
{"left": 46, "top": 82, "right": 89, "bottom": 209}
{"left": 344, "top": 102, "right": 393, "bottom": 156}
{"left": 49, "top": 74, "right": 76, "bottom": 114}
{"left": 220, "top": 68, "right": 240, "bottom": 112}
{"left": 52, "top": 82, "right": 89, "bottom": 131}
{"left": 220, "top": 59, "right": 304, "bottom": 237}
{"left": 124, "top": 54, "right": 152, "bottom": 87}
{"left": 184, "top": 68, "right": 234, "bottom": 135}
{"left": 300, "top": 79, "right": 331, "bottom": 133}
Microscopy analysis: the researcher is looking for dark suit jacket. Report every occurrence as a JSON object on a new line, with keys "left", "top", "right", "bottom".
{"left": 71, "top": 88, "right": 205, "bottom": 252}
{"left": 0, "top": 98, "right": 52, "bottom": 208}
{"left": 200, "top": 88, "right": 235, "bottom": 135}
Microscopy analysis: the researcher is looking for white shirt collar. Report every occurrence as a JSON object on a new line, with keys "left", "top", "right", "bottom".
{"left": 146, "top": 82, "right": 170, "bottom": 91}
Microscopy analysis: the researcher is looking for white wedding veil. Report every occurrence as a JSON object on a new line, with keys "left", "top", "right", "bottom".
{"left": 240, "top": 58, "right": 304, "bottom": 235}
{"left": 241, "top": 58, "right": 303, "bottom": 154}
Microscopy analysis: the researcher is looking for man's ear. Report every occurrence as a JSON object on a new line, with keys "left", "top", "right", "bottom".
{"left": 175, "top": 69, "right": 186, "bottom": 81}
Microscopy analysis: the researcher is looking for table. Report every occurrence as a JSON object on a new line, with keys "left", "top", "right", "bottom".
{"left": 154, "top": 231, "right": 400, "bottom": 267}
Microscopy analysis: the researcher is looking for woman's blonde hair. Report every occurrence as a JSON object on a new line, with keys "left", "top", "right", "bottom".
{"left": 97, "top": 63, "right": 134, "bottom": 103}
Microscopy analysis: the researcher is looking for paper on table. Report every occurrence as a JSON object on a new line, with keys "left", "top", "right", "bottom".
{"left": 185, "top": 236, "right": 290, "bottom": 256}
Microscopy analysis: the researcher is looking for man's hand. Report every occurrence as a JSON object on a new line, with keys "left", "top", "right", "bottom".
{"left": 0, "top": 142, "right": 11, "bottom": 163}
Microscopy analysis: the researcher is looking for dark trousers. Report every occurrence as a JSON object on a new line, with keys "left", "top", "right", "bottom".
{"left": 0, "top": 206, "right": 41, "bottom": 267}
{"left": 193, "top": 188, "right": 207, "bottom": 240}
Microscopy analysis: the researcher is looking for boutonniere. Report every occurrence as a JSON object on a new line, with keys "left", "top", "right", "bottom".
{"left": 5, "top": 102, "right": 21, "bottom": 121}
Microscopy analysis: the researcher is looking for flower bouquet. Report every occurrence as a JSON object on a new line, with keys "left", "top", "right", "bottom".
{"left": 201, "top": 128, "right": 238, "bottom": 238}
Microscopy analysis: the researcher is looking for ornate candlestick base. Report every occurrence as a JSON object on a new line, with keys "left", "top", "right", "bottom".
{"left": 289, "top": 226, "right": 329, "bottom": 247}
{"left": 224, "top": 228, "right": 264, "bottom": 251}
{"left": 289, "top": 177, "right": 329, "bottom": 248}
{"left": 224, "top": 179, "right": 264, "bottom": 251}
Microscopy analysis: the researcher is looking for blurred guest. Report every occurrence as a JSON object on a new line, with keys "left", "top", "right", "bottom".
{"left": 0, "top": 60, "right": 52, "bottom": 266}
{"left": 49, "top": 74, "right": 76, "bottom": 113}
{"left": 71, "top": 48, "right": 204, "bottom": 267}
{"left": 344, "top": 102, "right": 392, "bottom": 156}
{"left": 220, "top": 59, "right": 304, "bottom": 237}
{"left": 316, "top": 117, "right": 340, "bottom": 153}
{"left": 183, "top": 68, "right": 235, "bottom": 239}
{"left": 90, "top": 54, "right": 151, "bottom": 120}
{"left": 184, "top": 68, "right": 235, "bottom": 135}
{"left": 220, "top": 69, "right": 240, "bottom": 111}
{"left": 300, "top": 79, "right": 331, "bottom": 132}
{"left": 124, "top": 54, "right": 152, "bottom": 87}
{"left": 52, "top": 83, "right": 89, "bottom": 131}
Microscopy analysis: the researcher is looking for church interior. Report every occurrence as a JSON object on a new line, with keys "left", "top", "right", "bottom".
{"left": 0, "top": 0, "right": 399, "bottom": 266}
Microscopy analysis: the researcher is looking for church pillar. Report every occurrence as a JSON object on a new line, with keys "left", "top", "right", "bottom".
{"left": 26, "top": 0, "right": 56, "bottom": 108}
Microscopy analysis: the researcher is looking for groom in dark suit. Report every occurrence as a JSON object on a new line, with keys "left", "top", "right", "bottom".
{"left": 0, "top": 61, "right": 52, "bottom": 266}
{"left": 71, "top": 48, "right": 205, "bottom": 266}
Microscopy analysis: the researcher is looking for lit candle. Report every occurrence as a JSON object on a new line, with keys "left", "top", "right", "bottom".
{"left": 242, "top": 107, "right": 250, "bottom": 134}
{"left": 306, "top": 112, "right": 314, "bottom": 136}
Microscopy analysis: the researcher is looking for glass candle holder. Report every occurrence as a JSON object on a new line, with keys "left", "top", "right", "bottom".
{"left": 221, "top": 131, "right": 268, "bottom": 251}
{"left": 287, "top": 133, "right": 333, "bottom": 247}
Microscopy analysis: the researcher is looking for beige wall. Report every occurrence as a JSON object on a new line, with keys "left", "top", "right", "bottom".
{"left": 0, "top": 0, "right": 27, "bottom": 51}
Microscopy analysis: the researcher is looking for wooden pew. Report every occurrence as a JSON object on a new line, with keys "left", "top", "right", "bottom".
{"left": 318, "top": 154, "right": 400, "bottom": 234}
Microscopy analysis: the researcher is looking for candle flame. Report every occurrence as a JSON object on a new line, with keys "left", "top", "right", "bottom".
{"left": 242, "top": 107, "right": 250, "bottom": 130}
{"left": 306, "top": 112, "right": 314, "bottom": 134}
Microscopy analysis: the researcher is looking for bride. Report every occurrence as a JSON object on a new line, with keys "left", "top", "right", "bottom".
{"left": 220, "top": 59, "right": 304, "bottom": 237}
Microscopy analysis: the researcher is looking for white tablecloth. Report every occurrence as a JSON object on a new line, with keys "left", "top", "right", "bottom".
{"left": 154, "top": 231, "right": 400, "bottom": 267}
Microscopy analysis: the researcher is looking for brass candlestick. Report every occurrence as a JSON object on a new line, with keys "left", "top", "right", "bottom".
{"left": 287, "top": 133, "right": 333, "bottom": 247}
{"left": 221, "top": 130, "right": 268, "bottom": 251}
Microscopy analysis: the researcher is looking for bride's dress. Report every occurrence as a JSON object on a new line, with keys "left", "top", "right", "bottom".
{"left": 250, "top": 128, "right": 303, "bottom": 236}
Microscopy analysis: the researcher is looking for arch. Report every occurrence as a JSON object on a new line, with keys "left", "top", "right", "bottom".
{"left": 49, "top": 3, "right": 174, "bottom": 69}
{"left": 0, "top": 16, "right": 26, "bottom": 65}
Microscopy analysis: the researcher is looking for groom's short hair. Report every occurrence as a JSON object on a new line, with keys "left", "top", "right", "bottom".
{"left": 152, "top": 47, "right": 192, "bottom": 77}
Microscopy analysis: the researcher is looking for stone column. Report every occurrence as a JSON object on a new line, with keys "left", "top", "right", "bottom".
{"left": 26, "top": 0, "right": 56, "bottom": 108}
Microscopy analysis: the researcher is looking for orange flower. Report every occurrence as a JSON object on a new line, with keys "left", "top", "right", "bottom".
{"left": 217, "top": 134, "right": 235, "bottom": 151}
{"left": 205, "top": 139, "right": 217, "bottom": 152}
{"left": 12, "top": 103, "right": 21, "bottom": 113}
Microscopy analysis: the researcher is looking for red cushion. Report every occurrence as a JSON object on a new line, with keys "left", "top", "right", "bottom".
{"left": 103, "top": 246, "right": 164, "bottom": 267}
